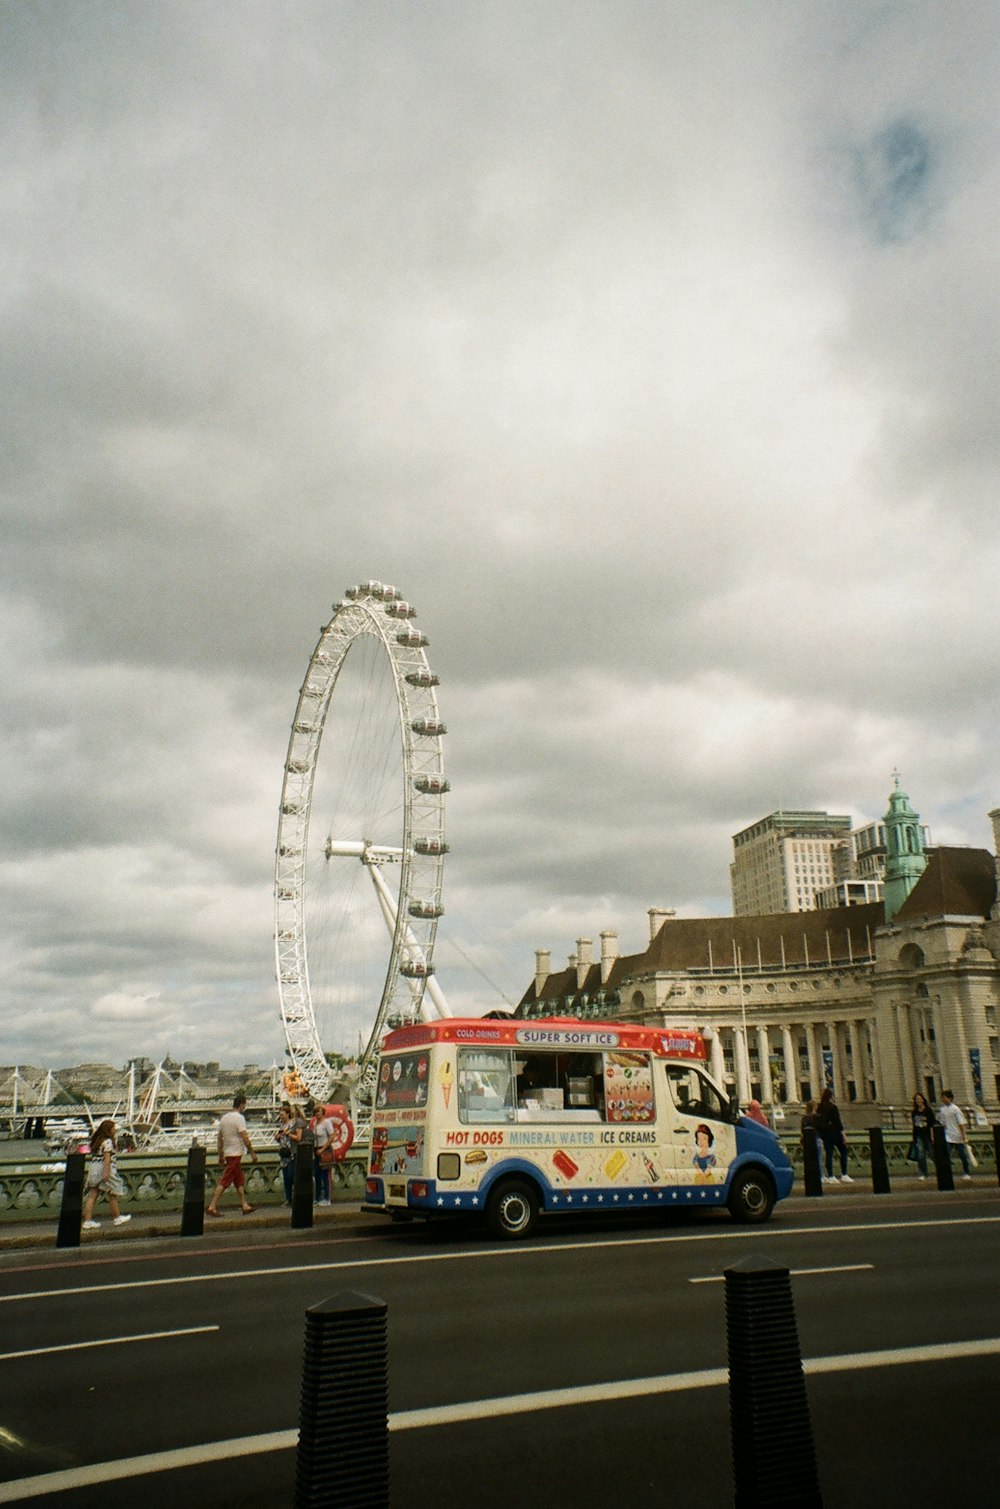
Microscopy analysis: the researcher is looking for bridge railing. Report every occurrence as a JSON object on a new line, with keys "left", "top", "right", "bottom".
{"left": 0, "top": 1147, "right": 368, "bottom": 1224}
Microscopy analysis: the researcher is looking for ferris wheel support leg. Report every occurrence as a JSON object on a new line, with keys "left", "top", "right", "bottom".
{"left": 366, "top": 860, "right": 451, "bottom": 1019}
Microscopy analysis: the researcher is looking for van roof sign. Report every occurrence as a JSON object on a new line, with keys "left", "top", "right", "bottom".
{"left": 382, "top": 1017, "right": 707, "bottom": 1060}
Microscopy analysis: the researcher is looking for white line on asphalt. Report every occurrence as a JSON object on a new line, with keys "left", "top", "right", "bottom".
{"left": 689, "top": 1263, "right": 874, "bottom": 1284}
{"left": 0, "top": 1215, "right": 997, "bottom": 1306}
{"left": 2, "top": 1335, "right": 999, "bottom": 1501}
{"left": 0, "top": 1325, "right": 219, "bottom": 1362}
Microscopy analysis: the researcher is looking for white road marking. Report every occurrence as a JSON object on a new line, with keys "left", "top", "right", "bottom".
{"left": 0, "top": 1325, "right": 218, "bottom": 1362}
{"left": 2, "top": 1335, "right": 999, "bottom": 1501}
{"left": 689, "top": 1263, "right": 874, "bottom": 1283}
{"left": 0, "top": 1215, "right": 997, "bottom": 1307}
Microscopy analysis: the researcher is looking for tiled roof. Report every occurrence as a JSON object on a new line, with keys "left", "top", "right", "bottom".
{"left": 518, "top": 901, "right": 885, "bottom": 1009}
{"left": 894, "top": 847, "right": 996, "bottom": 922}
{"left": 641, "top": 904, "right": 884, "bottom": 971}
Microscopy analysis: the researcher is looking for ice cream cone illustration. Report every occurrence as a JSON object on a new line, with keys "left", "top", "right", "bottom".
{"left": 438, "top": 1059, "right": 454, "bottom": 1108}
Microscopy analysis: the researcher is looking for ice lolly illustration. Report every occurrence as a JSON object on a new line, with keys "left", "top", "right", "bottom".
{"left": 438, "top": 1059, "right": 454, "bottom": 1107}
{"left": 552, "top": 1148, "right": 579, "bottom": 1180}
{"left": 642, "top": 1153, "right": 661, "bottom": 1183}
{"left": 603, "top": 1149, "right": 627, "bottom": 1180}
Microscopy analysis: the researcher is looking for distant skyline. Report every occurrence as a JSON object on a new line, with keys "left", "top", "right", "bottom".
{"left": 2, "top": 3, "right": 998, "bottom": 1068}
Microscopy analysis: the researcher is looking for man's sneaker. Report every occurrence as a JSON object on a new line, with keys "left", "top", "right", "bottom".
{"left": 82, "top": 1220, "right": 100, "bottom": 1230}
{"left": 840, "top": 1174, "right": 854, "bottom": 1183}
{"left": 113, "top": 1214, "right": 132, "bottom": 1225}
{"left": 961, "top": 1174, "right": 972, "bottom": 1181}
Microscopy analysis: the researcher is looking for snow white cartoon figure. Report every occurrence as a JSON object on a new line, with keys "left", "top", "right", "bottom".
{"left": 692, "top": 1123, "right": 718, "bottom": 1184}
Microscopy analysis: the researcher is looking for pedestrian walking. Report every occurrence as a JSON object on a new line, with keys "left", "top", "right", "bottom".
{"left": 206, "top": 1092, "right": 259, "bottom": 1216}
{"left": 936, "top": 1090, "right": 973, "bottom": 1180}
{"left": 815, "top": 1088, "right": 853, "bottom": 1183}
{"left": 908, "top": 1092, "right": 936, "bottom": 1179}
{"left": 82, "top": 1120, "right": 131, "bottom": 1229}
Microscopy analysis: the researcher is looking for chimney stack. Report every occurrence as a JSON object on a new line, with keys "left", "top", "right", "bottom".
{"left": 534, "top": 949, "right": 551, "bottom": 998}
{"left": 575, "top": 938, "right": 593, "bottom": 989}
{"left": 648, "top": 907, "right": 676, "bottom": 942}
{"left": 600, "top": 930, "right": 619, "bottom": 984}
{"left": 990, "top": 809, "right": 1000, "bottom": 920}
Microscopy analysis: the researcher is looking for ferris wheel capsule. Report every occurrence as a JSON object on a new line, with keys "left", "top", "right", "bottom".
{"left": 414, "top": 775, "right": 450, "bottom": 794}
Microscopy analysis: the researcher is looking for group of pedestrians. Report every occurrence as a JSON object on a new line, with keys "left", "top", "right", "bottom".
{"left": 800, "top": 1087, "right": 977, "bottom": 1184}
{"left": 208, "top": 1094, "right": 343, "bottom": 1214}
{"left": 79, "top": 1091, "right": 349, "bottom": 1231}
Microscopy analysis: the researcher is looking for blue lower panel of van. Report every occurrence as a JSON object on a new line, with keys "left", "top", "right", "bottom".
{"left": 408, "top": 1180, "right": 729, "bottom": 1213}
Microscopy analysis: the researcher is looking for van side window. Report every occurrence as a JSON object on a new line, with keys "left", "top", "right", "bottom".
{"left": 666, "top": 1065, "right": 730, "bottom": 1123}
{"left": 458, "top": 1049, "right": 515, "bottom": 1124}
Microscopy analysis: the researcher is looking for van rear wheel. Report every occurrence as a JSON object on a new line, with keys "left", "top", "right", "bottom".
{"left": 486, "top": 1178, "right": 539, "bottom": 1240}
{"left": 727, "top": 1167, "right": 775, "bottom": 1224}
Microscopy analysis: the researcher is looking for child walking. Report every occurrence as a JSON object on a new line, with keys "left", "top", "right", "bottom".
{"left": 82, "top": 1119, "right": 131, "bottom": 1229}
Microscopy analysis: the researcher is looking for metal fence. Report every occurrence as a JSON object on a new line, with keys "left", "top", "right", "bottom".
{"left": 0, "top": 1149, "right": 369, "bottom": 1224}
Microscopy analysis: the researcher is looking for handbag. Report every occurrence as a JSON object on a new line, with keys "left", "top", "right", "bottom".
{"left": 318, "top": 1142, "right": 338, "bottom": 1168}
{"left": 906, "top": 1142, "right": 919, "bottom": 1163}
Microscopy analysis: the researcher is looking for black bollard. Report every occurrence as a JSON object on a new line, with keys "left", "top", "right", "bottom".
{"left": 994, "top": 1125, "right": 1000, "bottom": 1189}
{"left": 802, "top": 1127, "right": 823, "bottom": 1198}
{"left": 56, "top": 1152, "right": 86, "bottom": 1249}
{"left": 868, "top": 1127, "right": 891, "bottom": 1194}
{"left": 725, "top": 1256, "right": 823, "bottom": 1508}
{"left": 294, "top": 1291, "right": 388, "bottom": 1509}
{"left": 291, "top": 1141, "right": 314, "bottom": 1229}
{"left": 180, "top": 1144, "right": 207, "bottom": 1237}
{"left": 932, "top": 1125, "right": 955, "bottom": 1191}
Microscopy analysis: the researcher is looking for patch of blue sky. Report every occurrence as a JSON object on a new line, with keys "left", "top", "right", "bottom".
{"left": 854, "top": 117, "right": 934, "bottom": 242}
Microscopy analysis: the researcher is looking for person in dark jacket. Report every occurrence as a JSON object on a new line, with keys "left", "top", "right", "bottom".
{"left": 815, "top": 1088, "right": 852, "bottom": 1183}
{"left": 909, "top": 1092, "right": 936, "bottom": 1179}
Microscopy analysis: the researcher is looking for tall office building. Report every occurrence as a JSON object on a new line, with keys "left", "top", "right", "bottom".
{"left": 730, "top": 810, "right": 853, "bottom": 916}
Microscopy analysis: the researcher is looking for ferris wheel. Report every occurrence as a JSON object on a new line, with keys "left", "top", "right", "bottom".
{"left": 274, "top": 581, "right": 450, "bottom": 1113}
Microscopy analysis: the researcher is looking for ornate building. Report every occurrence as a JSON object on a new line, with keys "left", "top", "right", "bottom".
{"left": 517, "top": 795, "right": 1000, "bottom": 1115}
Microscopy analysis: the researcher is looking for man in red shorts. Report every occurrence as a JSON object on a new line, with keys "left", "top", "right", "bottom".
{"left": 207, "top": 1092, "right": 259, "bottom": 1216}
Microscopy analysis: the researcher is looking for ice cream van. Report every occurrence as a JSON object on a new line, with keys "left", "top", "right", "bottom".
{"left": 364, "top": 1016, "right": 794, "bottom": 1238}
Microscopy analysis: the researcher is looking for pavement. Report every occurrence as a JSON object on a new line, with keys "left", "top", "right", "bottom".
{"left": 0, "top": 1199, "right": 381, "bottom": 1252}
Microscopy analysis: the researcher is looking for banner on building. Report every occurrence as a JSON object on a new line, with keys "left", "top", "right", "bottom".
{"left": 822, "top": 1048, "right": 834, "bottom": 1092}
{"left": 969, "top": 1048, "right": 984, "bottom": 1105}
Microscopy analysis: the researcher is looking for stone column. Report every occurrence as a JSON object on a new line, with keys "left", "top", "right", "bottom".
{"left": 756, "top": 1025, "right": 773, "bottom": 1103}
{"left": 708, "top": 1029, "right": 726, "bottom": 1088}
{"left": 804, "top": 1022, "right": 820, "bottom": 1103}
{"left": 829, "top": 1020, "right": 847, "bottom": 1099}
{"left": 734, "top": 1027, "right": 752, "bottom": 1104}
{"left": 847, "top": 1020, "right": 864, "bottom": 1099}
{"left": 893, "top": 1002, "right": 918, "bottom": 1094}
{"left": 781, "top": 1026, "right": 798, "bottom": 1103}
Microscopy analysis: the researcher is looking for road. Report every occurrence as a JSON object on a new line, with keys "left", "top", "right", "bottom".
{"left": 1, "top": 1189, "right": 998, "bottom": 1506}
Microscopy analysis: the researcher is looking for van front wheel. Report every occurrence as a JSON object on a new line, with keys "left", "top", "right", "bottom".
{"left": 486, "top": 1178, "right": 539, "bottom": 1240}
{"left": 727, "top": 1168, "right": 775, "bottom": 1224}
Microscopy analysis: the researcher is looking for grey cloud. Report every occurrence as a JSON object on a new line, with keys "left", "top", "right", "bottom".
{"left": 2, "top": 2, "right": 998, "bottom": 1066}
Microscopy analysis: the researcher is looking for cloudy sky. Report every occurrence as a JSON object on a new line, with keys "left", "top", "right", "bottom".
{"left": 3, "top": 1, "right": 998, "bottom": 1073}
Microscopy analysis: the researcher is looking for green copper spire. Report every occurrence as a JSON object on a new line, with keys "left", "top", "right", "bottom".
{"left": 883, "top": 772, "right": 927, "bottom": 921}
